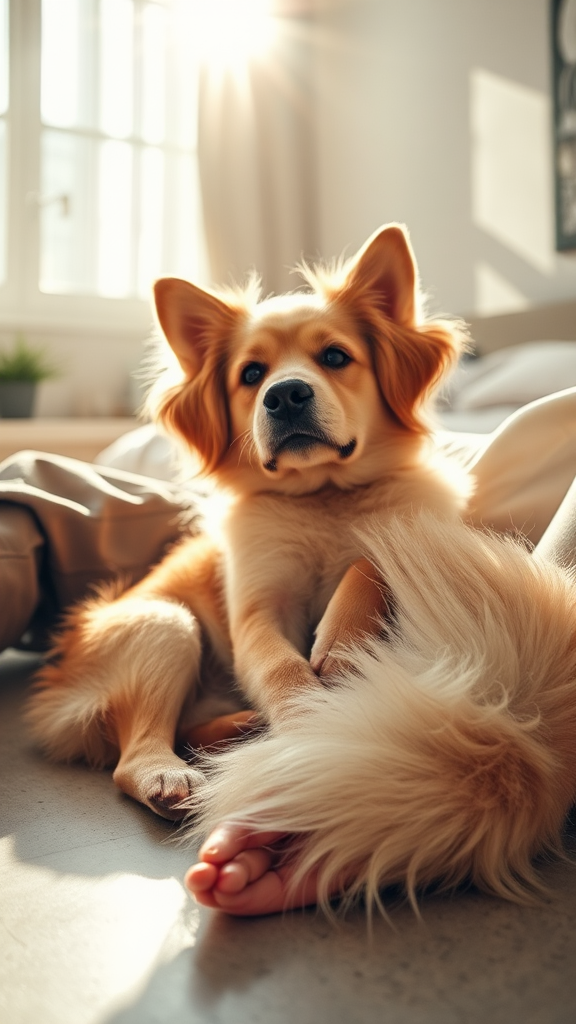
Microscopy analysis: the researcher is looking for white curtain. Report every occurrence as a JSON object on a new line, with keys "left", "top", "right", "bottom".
{"left": 197, "top": 8, "right": 319, "bottom": 294}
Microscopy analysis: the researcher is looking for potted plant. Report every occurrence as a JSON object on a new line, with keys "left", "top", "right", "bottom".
{"left": 0, "top": 335, "right": 58, "bottom": 418}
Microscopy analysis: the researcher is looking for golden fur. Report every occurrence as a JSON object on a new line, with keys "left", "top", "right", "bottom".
{"left": 25, "top": 223, "right": 576, "bottom": 912}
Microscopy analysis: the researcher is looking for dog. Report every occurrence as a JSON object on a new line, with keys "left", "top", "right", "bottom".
{"left": 26, "top": 223, "right": 576, "bottom": 915}
{"left": 25, "top": 223, "right": 470, "bottom": 824}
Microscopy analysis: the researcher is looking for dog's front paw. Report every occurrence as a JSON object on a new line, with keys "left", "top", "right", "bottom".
{"left": 146, "top": 766, "right": 203, "bottom": 819}
{"left": 265, "top": 662, "right": 325, "bottom": 726}
{"left": 113, "top": 757, "right": 203, "bottom": 821}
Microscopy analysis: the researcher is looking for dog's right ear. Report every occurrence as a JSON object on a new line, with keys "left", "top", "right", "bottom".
{"left": 153, "top": 278, "right": 239, "bottom": 379}
{"left": 338, "top": 224, "right": 418, "bottom": 327}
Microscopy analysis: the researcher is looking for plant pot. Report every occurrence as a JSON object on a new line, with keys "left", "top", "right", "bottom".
{"left": 0, "top": 381, "right": 37, "bottom": 418}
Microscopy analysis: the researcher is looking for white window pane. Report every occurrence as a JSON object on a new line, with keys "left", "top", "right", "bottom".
{"left": 141, "top": 2, "right": 166, "bottom": 144}
{"left": 100, "top": 0, "right": 134, "bottom": 139}
{"left": 138, "top": 146, "right": 164, "bottom": 297}
{"left": 98, "top": 140, "right": 133, "bottom": 297}
{"left": 163, "top": 151, "right": 205, "bottom": 282}
{"left": 37, "top": 1, "right": 204, "bottom": 308}
{"left": 0, "top": 120, "right": 6, "bottom": 284}
{"left": 40, "top": 129, "right": 96, "bottom": 294}
{"left": 168, "top": 4, "right": 199, "bottom": 149}
{"left": 41, "top": 0, "right": 82, "bottom": 128}
{"left": 0, "top": 0, "right": 8, "bottom": 117}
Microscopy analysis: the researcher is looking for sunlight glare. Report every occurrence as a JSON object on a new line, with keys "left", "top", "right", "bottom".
{"left": 0, "top": 838, "right": 199, "bottom": 1023}
{"left": 100, "top": 0, "right": 134, "bottom": 138}
{"left": 194, "top": 0, "right": 278, "bottom": 70}
{"left": 141, "top": 2, "right": 167, "bottom": 144}
{"left": 98, "top": 140, "right": 133, "bottom": 297}
{"left": 0, "top": 0, "right": 8, "bottom": 116}
{"left": 41, "top": 0, "right": 80, "bottom": 128}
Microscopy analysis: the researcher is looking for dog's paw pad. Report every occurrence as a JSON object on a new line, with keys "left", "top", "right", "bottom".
{"left": 146, "top": 768, "right": 201, "bottom": 820}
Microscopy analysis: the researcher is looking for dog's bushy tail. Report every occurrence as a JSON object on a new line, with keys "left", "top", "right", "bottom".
{"left": 184, "top": 514, "right": 576, "bottom": 914}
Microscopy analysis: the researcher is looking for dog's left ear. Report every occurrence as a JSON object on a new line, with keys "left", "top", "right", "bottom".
{"left": 152, "top": 278, "right": 242, "bottom": 472}
{"left": 334, "top": 224, "right": 464, "bottom": 432}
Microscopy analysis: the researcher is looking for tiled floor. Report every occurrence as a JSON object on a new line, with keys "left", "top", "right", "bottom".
{"left": 2, "top": 649, "right": 576, "bottom": 1024}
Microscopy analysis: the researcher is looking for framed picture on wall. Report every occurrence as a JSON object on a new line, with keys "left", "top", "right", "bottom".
{"left": 552, "top": 0, "right": 576, "bottom": 250}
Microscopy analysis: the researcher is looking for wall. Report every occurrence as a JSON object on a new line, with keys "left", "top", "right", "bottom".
{"left": 314, "top": 0, "right": 576, "bottom": 318}
{"left": 0, "top": 324, "right": 148, "bottom": 418}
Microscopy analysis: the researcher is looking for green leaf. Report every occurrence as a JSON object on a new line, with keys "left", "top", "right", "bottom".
{"left": 0, "top": 335, "right": 59, "bottom": 382}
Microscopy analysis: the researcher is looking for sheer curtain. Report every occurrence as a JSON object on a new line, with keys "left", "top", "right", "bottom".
{"left": 197, "top": 4, "right": 318, "bottom": 294}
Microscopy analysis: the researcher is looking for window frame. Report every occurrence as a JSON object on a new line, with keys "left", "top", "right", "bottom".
{"left": 0, "top": 0, "right": 199, "bottom": 338}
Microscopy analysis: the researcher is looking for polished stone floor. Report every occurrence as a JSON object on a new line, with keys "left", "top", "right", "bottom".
{"left": 2, "top": 649, "right": 576, "bottom": 1024}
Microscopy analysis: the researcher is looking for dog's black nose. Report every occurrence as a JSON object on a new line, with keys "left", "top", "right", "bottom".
{"left": 263, "top": 379, "right": 314, "bottom": 421}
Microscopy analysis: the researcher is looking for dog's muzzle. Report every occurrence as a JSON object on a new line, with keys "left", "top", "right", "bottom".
{"left": 263, "top": 379, "right": 320, "bottom": 461}
{"left": 261, "top": 378, "right": 356, "bottom": 471}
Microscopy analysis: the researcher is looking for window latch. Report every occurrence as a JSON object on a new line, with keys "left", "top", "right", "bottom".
{"left": 25, "top": 192, "right": 71, "bottom": 217}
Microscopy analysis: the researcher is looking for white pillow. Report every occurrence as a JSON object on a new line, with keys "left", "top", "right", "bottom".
{"left": 94, "top": 424, "right": 183, "bottom": 480}
{"left": 448, "top": 342, "right": 576, "bottom": 411}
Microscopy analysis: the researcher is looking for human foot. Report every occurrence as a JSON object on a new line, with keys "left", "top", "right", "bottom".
{"left": 184, "top": 824, "right": 323, "bottom": 916}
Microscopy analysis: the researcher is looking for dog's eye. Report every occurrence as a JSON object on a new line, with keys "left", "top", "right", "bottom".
{"left": 240, "top": 363, "right": 266, "bottom": 386}
{"left": 321, "top": 347, "right": 351, "bottom": 369}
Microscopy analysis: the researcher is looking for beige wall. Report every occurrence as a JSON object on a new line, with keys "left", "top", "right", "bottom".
{"left": 314, "top": 0, "right": 576, "bottom": 319}
{"left": 0, "top": 325, "right": 148, "bottom": 418}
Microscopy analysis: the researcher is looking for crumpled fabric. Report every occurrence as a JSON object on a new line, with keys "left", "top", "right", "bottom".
{"left": 0, "top": 451, "right": 187, "bottom": 651}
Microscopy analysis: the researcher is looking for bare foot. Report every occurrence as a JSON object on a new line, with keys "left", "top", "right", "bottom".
{"left": 184, "top": 824, "right": 323, "bottom": 916}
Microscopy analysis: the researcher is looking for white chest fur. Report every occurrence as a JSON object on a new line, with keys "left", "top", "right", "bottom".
{"left": 218, "top": 468, "right": 452, "bottom": 646}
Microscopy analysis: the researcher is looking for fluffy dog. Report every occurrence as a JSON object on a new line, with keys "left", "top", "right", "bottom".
{"left": 26, "top": 223, "right": 576, "bottom": 917}
{"left": 26, "top": 223, "right": 469, "bottom": 825}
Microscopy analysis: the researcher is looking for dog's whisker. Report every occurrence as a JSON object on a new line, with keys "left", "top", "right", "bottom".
{"left": 235, "top": 430, "right": 257, "bottom": 466}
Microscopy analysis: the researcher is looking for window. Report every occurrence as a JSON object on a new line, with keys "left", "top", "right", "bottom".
{"left": 0, "top": 0, "right": 207, "bottom": 334}
{"left": 0, "top": 0, "right": 8, "bottom": 287}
